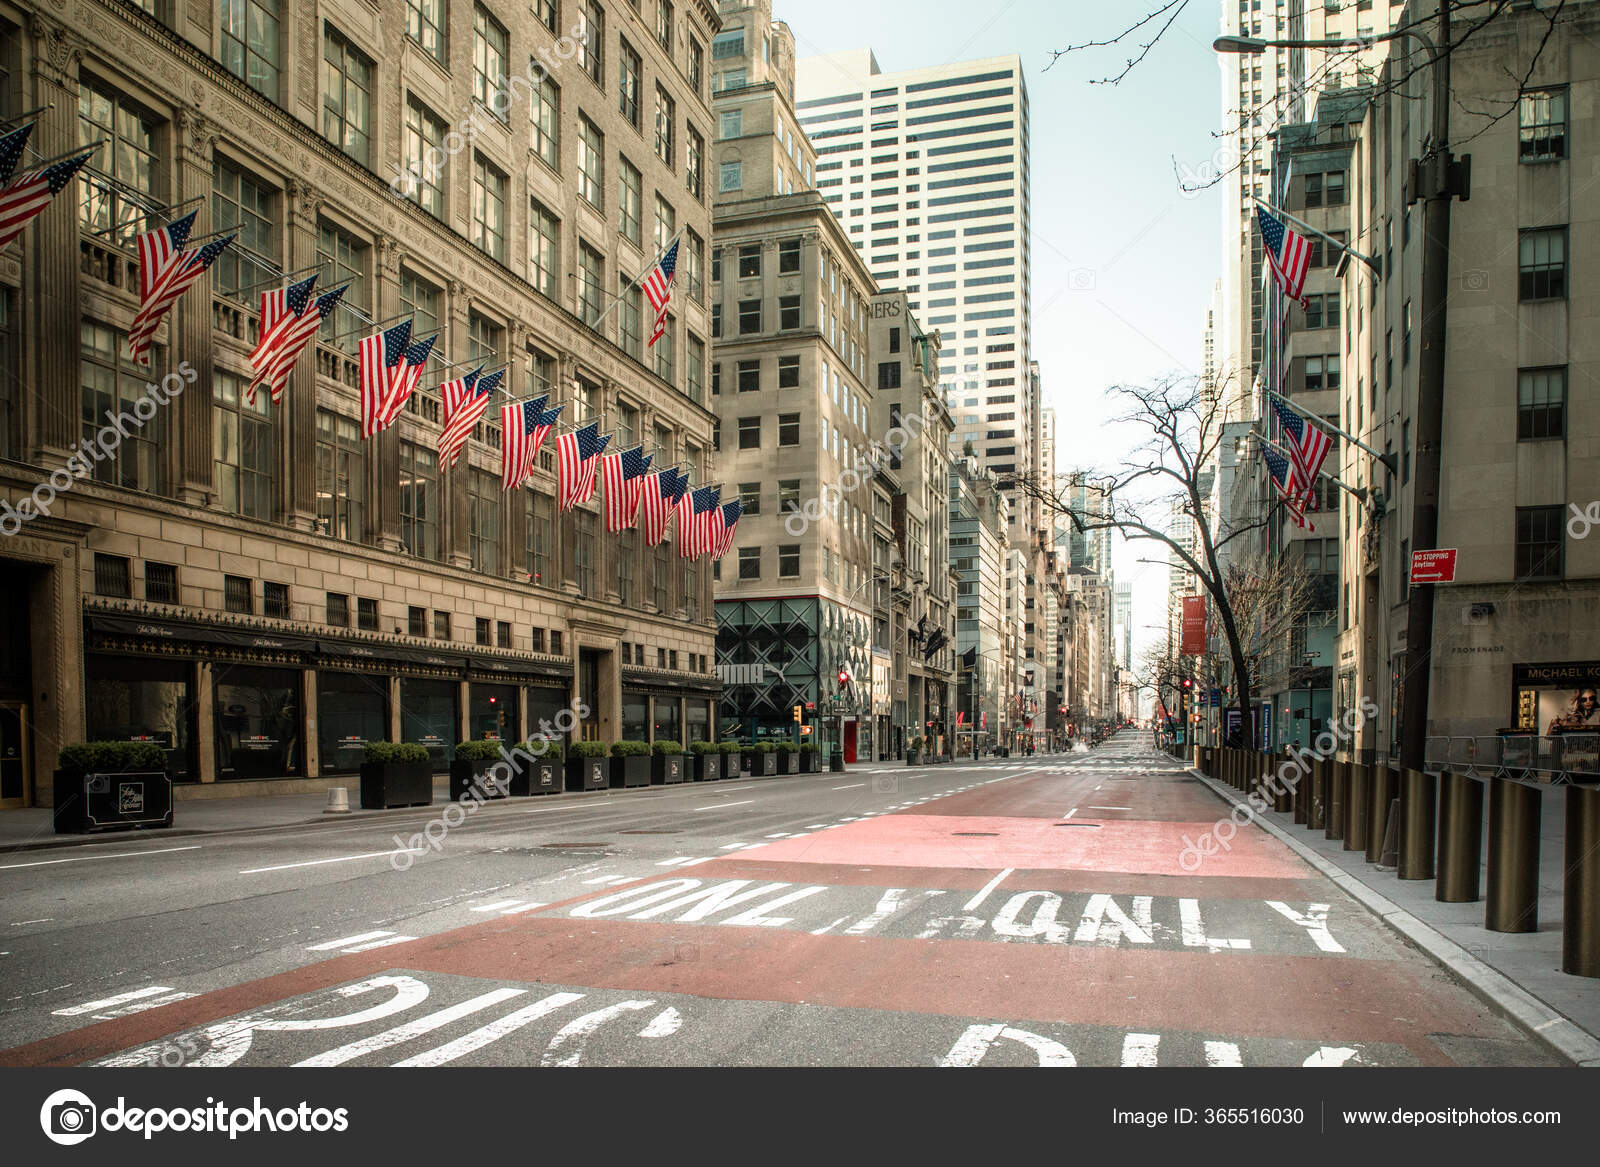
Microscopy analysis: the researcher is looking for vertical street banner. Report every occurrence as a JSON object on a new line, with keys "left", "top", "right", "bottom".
{"left": 1181, "top": 595, "right": 1206, "bottom": 656}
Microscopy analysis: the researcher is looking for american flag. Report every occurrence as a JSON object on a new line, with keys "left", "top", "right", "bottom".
{"left": 359, "top": 321, "right": 414, "bottom": 439}
{"left": 0, "top": 122, "right": 36, "bottom": 188}
{"left": 127, "top": 232, "right": 236, "bottom": 365}
{"left": 1271, "top": 396, "right": 1332, "bottom": 503}
{"left": 557, "top": 422, "right": 611, "bottom": 510}
{"left": 1263, "top": 445, "right": 1311, "bottom": 530}
{"left": 251, "top": 274, "right": 319, "bottom": 380}
{"left": 438, "top": 366, "right": 492, "bottom": 469}
{"left": 711, "top": 499, "right": 744, "bottom": 559}
{"left": 255, "top": 285, "right": 345, "bottom": 405}
{"left": 499, "top": 396, "right": 555, "bottom": 491}
{"left": 679, "top": 485, "right": 720, "bottom": 559}
{"left": 640, "top": 468, "right": 687, "bottom": 546}
{"left": 131, "top": 211, "right": 196, "bottom": 326}
{"left": 1257, "top": 206, "right": 1311, "bottom": 309}
{"left": 0, "top": 141, "right": 96, "bottom": 253}
{"left": 378, "top": 333, "right": 438, "bottom": 428}
{"left": 642, "top": 239, "right": 678, "bottom": 347}
{"left": 600, "top": 446, "right": 653, "bottom": 532}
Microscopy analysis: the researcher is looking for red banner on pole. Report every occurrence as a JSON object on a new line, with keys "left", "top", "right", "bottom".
{"left": 1181, "top": 595, "right": 1207, "bottom": 656}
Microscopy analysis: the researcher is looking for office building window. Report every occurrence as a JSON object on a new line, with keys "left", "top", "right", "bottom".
{"left": 579, "top": 116, "right": 604, "bottom": 207}
{"left": 527, "top": 491, "right": 554, "bottom": 585}
{"left": 654, "top": 314, "right": 675, "bottom": 384}
{"left": 574, "top": 509, "right": 596, "bottom": 597}
{"left": 469, "top": 469, "right": 501, "bottom": 575}
{"left": 435, "top": 610, "right": 451, "bottom": 639}
{"left": 409, "top": 606, "right": 426, "bottom": 636}
{"left": 471, "top": 154, "right": 507, "bottom": 261}
{"left": 316, "top": 222, "right": 369, "bottom": 340}
{"left": 225, "top": 575, "right": 253, "bottom": 614}
{"left": 80, "top": 321, "right": 165, "bottom": 495}
{"left": 264, "top": 581, "right": 289, "bottom": 619}
{"left": 210, "top": 157, "right": 277, "bottom": 302}
{"left": 145, "top": 562, "right": 179, "bottom": 604}
{"left": 530, "top": 200, "right": 560, "bottom": 299}
{"left": 686, "top": 334, "right": 705, "bottom": 403}
{"left": 407, "top": 0, "right": 446, "bottom": 63}
{"left": 779, "top": 413, "right": 800, "bottom": 445}
{"left": 1517, "top": 367, "right": 1566, "bottom": 440}
{"left": 720, "top": 160, "right": 742, "bottom": 192}
{"left": 220, "top": 0, "right": 283, "bottom": 102}
{"left": 326, "top": 592, "right": 349, "bottom": 627}
{"left": 655, "top": 85, "right": 675, "bottom": 166}
{"left": 779, "top": 295, "right": 800, "bottom": 330}
{"left": 778, "top": 354, "right": 800, "bottom": 387}
{"left": 738, "top": 547, "right": 760, "bottom": 579}
{"left": 738, "top": 243, "right": 761, "bottom": 278}
{"left": 1519, "top": 228, "right": 1566, "bottom": 300}
{"left": 779, "top": 237, "right": 801, "bottom": 273}
{"left": 737, "top": 359, "right": 759, "bottom": 392}
{"left": 579, "top": 0, "right": 604, "bottom": 86}
{"left": 358, "top": 598, "right": 378, "bottom": 630}
{"left": 738, "top": 416, "right": 760, "bottom": 448}
{"left": 531, "top": 72, "right": 560, "bottom": 168}
{"left": 321, "top": 26, "right": 373, "bottom": 166}
{"left": 399, "top": 441, "right": 440, "bottom": 561}
{"left": 1515, "top": 505, "right": 1564, "bottom": 580}
{"left": 618, "top": 156, "right": 643, "bottom": 246}
{"left": 473, "top": 5, "right": 509, "bottom": 117}
{"left": 685, "top": 230, "right": 705, "bottom": 301}
{"left": 401, "top": 94, "right": 448, "bottom": 217}
{"left": 579, "top": 242, "right": 604, "bottom": 324}
{"left": 95, "top": 554, "right": 131, "bottom": 598}
{"left": 1520, "top": 88, "right": 1566, "bottom": 161}
{"left": 315, "top": 410, "right": 364, "bottom": 540}
{"left": 686, "top": 126, "right": 704, "bottom": 200}
{"left": 213, "top": 369, "right": 275, "bottom": 520}
{"left": 738, "top": 299, "right": 760, "bottom": 333}
{"left": 619, "top": 37, "right": 642, "bottom": 129}
{"left": 779, "top": 545, "right": 799, "bottom": 577}
{"left": 618, "top": 276, "right": 642, "bottom": 358}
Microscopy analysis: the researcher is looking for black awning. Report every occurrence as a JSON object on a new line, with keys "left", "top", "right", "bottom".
{"left": 467, "top": 655, "right": 574, "bottom": 681}
{"left": 88, "top": 613, "right": 316, "bottom": 654}
{"left": 316, "top": 638, "right": 466, "bottom": 672}
{"left": 620, "top": 667, "right": 722, "bottom": 696}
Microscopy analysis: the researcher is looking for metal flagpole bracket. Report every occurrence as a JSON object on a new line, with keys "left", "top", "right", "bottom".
{"left": 1254, "top": 197, "right": 1382, "bottom": 279}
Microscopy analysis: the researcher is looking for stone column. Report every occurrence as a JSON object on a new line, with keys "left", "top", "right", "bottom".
{"left": 284, "top": 178, "right": 324, "bottom": 532}
{"left": 194, "top": 661, "right": 215, "bottom": 783}
{"left": 388, "top": 675, "right": 403, "bottom": 742}
{"left": 458, "top": 679, "right": 471, "bottom": 747}
{"left": 301, "top": 667, "right": 319, "bottom": 777}
{"left": 25, "top": 17, "right": 84, "bottom": 464}
{"left": 172, "top": 108, "right": 218, "bottom": 507}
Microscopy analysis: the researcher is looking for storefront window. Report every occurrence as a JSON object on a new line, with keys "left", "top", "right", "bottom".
{"left": 653, "top": 696, "right": 681, "bottom": 746}
{"left": 527, "top": 685, "right": 570, "bottom": 747}
{"left": 469, "top": 683, "right": 516, "bottom": 743}
{"left": 318, "top": 671, "right": 387, "bottom": 775}
{"left": 86, "top": 656, "right": 195, "bottom": 781}
{"left": 622, "top": 692, "right": 649, "bottom": 741}
{"left": 401, "top": 677, "right": 457, "bottom": 770}
{"left": 215, "top": 664, "right": 302, "bottom": 779}
{"left": 686, "top": 699, "right": 710, "bottom": 745}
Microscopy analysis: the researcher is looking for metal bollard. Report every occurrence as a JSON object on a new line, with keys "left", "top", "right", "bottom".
{"left": 1485, "top": 777, "right": 1541, "bottom": 933}
{"left": 1398, "top": 768, "right": 1437, "bottom": 880}
{"left": 1366, "top": 764, "right": 1399, "bottom": 865}
{"left": 1345, "top": 763, "right": 1371, "bottom": 852}
{"left": 1562, "top": 784, "right": 1600, "bottom": 978}
{"left": 1292, "top": 759, "right": 1310, "bottom": 825}
{"left": 1326, "top": 758, "right": 1348, "bottom": 840}
{"left": 1436, "top": 770, "right": 1483, "bottom": 904}
{"left": 1309, "top": 758, "right": 1326, "bottom": 831}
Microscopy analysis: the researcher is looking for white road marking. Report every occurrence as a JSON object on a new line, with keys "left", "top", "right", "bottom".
{"left": 719, "top": 843, "right": 746, "bottom": 850}
{"left": 53, "top": 986, "right": 187, "bottom": 1017}
{"left": 961, "top": 868, "right": 1015, "bottom": 912}
{"left": 1179, "top": 899, "right": 1251, "bottom": 951}
{"left": 392, "top": 992, "right": 584, "bottom": 1067}
{"left": 1266, "top": 901, "right": 1345, "bottom": 953}
{"left": 765, "top": 833, "right": 792, "bottom": 838}
{"left": 1062, "top": 808, "right": 1078, "bottom": 819}
{"left": 1121, "top": 1032, "right": 1160, "bottom": 1067}
{"left": 806, "top": 824, "right": 827, "bottom": 829}
{"left": 305, "top": 930, "right": 395, "bottom": 951}
{"left": 657, "top": 857, "right": 696, "bottom": 867}
{"left": 941, "top": 1023, "right": 1075, "bottom": 1067}
{"left": 494, "top": 902, "right": 547, "bottom": 915}
{"left": 296, "top": 988, "right": 528, "bottom": 1067}
{"left": 694, "top": 800, "right": 753, "bottom": 811}
{"left": 1204, "top": 1041, "right": 1243, "bottom": 1067}
{"left": 241, "top": 849, "right": 420, "bottom": 875}
{"left": 1087, "top": 806, "right": 1131, "bottom": 811}
{"left": 810, "top": 916, "right": 850, "bottom": 935}
{"left": 832, "top": 783, "right": 864, "bottom": 790}
{"left": 0, "top": 845, "right": 201, "bottom": 872}
{"left": 638, "top": 1007, "right": 683, "bottom": 1038}
{"left": 540, "top": 1000, "right": 657, "bottom": 1067}
{"left": 471, "top": 900, "right": 524, "bottom": 913}
{"left": 10, "top": 919, "right": 52, "bottom": 926}
{"left": 1303, "top": 1046, "right": 1360, "bottom": 1067}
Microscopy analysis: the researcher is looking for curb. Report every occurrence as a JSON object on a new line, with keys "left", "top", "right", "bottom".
{"left": 1186, "top": 764, "right": 1600, "bottom": 1068}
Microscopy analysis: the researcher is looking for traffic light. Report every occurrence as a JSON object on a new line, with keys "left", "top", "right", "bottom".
{"left": 837, "top": 668, "right": 850, "bottom": 688}
{"left": 1181, "top": 678, "right": 1193, "bottom": 690}
{"left": 793, "top": 704, "right": 803, "bottom": 723}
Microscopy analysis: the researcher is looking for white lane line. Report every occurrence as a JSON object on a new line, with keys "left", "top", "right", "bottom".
{"left": 694, "top": 800, "right": 753, "bottom": 811}
{"left": 676, "top": 857, "right": 713, "bottom": 867}
{"left": 305, "top": 930, "right": 394, "bottom": 951}
{"left": 297, "top": 988, "right": 528, "bottom": 1067}
{"left": 393, "top": 992, "right": 584, "bottom": 1067}
{"left": 810, "top": 916, "right": 850, "bottom": 936}
{"left": 961, "top": 868, "right": 1015, "bottom": 912}
{"left": 656, "top": 856, "right": 695, "bottom": 866}
{"left": 241, "top": 849, "right": 420, "bottom": 875}
{"left": 53, "top": 986, "right": 179, "bottom": 1017}
{"left": 719, "top": 843, "right": 746, "bottom": 850}
{"left": 1062, "top": 808, "right": 1078, "bottom": 819}
{"left": 765, "top": 833, "right": 792, "bottom": 838}
{"left": 806, "top": 824, "right": 827, "bottom": 829}
{"left": 832, "top": 783, "right": 864, "bottom": 790}
{"left": 337, "top": 935, "right": 415, "bottom": 953}
{"left": 471, "top": 900, "right": 524, "bottom": 913}
{"left": 497, "top": 902, "right": 546, "bottom": 915}
{"left": 1088, "top": 806, "right": 1131, "bottom": 811}
{"left": 90, "top": 990, "right": 197, "bottom": 1019}
{"left": 0, "top": 845, "right": 201, "bottom": 872}
{"left": 10, "top": 919, "right": 52, "bottom": 926}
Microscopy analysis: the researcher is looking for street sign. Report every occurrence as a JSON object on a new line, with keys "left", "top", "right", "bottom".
{"left": 805, "top": 702, "right": 815, "bottom": 712}
{"left": 1410, "top": 547, "right": 1458, "bottom": 584}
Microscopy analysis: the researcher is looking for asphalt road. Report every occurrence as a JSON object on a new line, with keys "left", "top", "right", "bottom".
{"left": 0, "top": 734, "right": 1560, "bottom": 1067}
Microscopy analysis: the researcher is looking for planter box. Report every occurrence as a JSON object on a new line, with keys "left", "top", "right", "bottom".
{"left": 450, "top": 758, "right": 510, "bottom": 802}
{"left": 905, "top": 752, "right": 921, "bottom": 766}
{"left": 777, "top": 752, "right": 798, "bottom": 774}
{"left": 610, "top": 756, "right": 652, "bottom": 788}
{"left": 53, "top": 768, "right": 173, "bottom": 833}
{"left": 359, "top": 761, "right": 432, "bottom": 809}
{"left": 509, "top": 755, "right": 561, "bottom": 795}
{"left": 565, "top": 757, "right": 608, "bottom": 791}
{"left": 799, "top": 750, "right": 817, "bottom": 773}
{"left": 652, "top": 754, "right": 686, "bottom": 784}
{"left": 691, "top": 754, "right": 721, "bottom": 782}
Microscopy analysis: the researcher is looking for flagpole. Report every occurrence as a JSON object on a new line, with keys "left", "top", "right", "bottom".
{"left": 229, "top": 263, "right": 322, "bottom": 295}
{"left": 329, "top": 310, "right": 414, "bottom": 343}
{"left": 1269, "top": 390, "right": 1397, "bottom": 472}
{"left": 0, "top": 106, "right": 52, "bottom": 126}
{"left": 1249, "top": 429, "right": 1370, "bottom": 503}
{"left": 80, "top": 192, "right": 207, "bottom": 239}
{"left": 1254, "top": 197, "right": 1382, "bottom": 277}
{"left": 587, "top": 228, "right": 687, "bottom": 334}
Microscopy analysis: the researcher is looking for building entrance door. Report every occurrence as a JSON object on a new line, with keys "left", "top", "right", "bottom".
{"left": 0, "top": 704, "right": 28, "bottom": 807}
{"left": 843, "top": 719, "right": 857, "bottom": 764}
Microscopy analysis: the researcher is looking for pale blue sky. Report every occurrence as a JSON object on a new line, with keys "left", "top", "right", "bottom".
{"left": 778, "top": 0, "right": 1226, "bottom": 674}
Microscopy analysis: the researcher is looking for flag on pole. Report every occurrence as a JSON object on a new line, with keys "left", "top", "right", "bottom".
{"left": 438, "top": 366, "right": 496, "bottom": 469}
{"left": 1263, "top": 445, "right": 1311, "bottom": 530}
{"left": 557, "top": 422, "right": 611, "bottom": 510}
{"left": 1270, "top": 396, "right": 1332, "bottom": 503}
{"left": 600, "top": 445, "right": 654, "bottom": 532}
{"left": 254, "top": 285, "right": 346, "bottom": 405}
{"left": 127, "top": 231, "right": 236, "bottom": 365}
{"left": 711, "top": 499, "right": 744, "bottom": 559}
{"left": 378, "top": 333, "right": 438, "bottom": 428}
{"left": 250, "top": 273, "right": 319, "bottom": 383}
{"left": 679, "top": 485, "right": 720, "bottom": 558}
{"left": 640, "top": 468, "right": 687, "bottom": 546}
{"left": 1256, "top": 206, "right": 1311, "bottom": 309}
{"left": 701, "top": 491, "right": 729, "bottom": 560}
{"left": 642, "top": 239, "right": 678, "bottom": 347}
{"left": 500, "top": 395, "right": 555, "bottom": 491}
{"left": 0, "top": 141, "right": 97, "bottom": 252}
{"left": 0, "top": 122, "right": 37, "bottom": 189}
{"left": 358, "top": 321, "right": 414, "bottom": 439}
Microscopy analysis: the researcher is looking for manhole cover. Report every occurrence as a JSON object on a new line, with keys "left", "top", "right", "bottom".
{"left": 541, "top": 842, "right": 609, "bottom": 848}
{"left": 953, "top": 831, "right": 998, "bottom": 837}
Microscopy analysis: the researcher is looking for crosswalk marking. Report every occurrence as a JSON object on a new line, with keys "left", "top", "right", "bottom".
{"left": 469, "top": 900, "right": 546, "bottom": 915}
{"left": 53, "top": 986, "right": 195, "bottom": 1018}
{"left": 470, "top": 900, "right": 524, "bottom": 913}
{"left": 306, "top": 930, "right": 415, "bottom": 953}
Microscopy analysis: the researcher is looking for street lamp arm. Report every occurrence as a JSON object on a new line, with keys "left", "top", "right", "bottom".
{"left": 1213, "top": 28, "right": 1438, "bottom": 62}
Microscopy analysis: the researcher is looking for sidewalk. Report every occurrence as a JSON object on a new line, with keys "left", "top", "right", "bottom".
{"left": 0, "top": 776, "right": 456, "bottom": 855}
{"left": 1190, "top": 763, "right": 1600, "bottom": 1067}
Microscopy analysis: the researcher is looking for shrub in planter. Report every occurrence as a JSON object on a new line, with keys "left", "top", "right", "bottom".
{"left": 508, "top": 738, "right": 563, "bottom": 795}
{"left": 798, "top": 742, "right": 818, "bottom": 772}
{"left": 565, "top": 739, "right": 610, "bottom": 791}
{"left": 54, "top": 741, "right": 172, "bottom": 833}
{"left": 651, "top": 740, "right": 686, "bottom": 785}
{"left": 360, "top": 742, "right": 432, "bottom": 810}
{"left": 906, "top": 736, "right": 923, "bottom": 765}
{"left": 752, "top": 741, "right": 779, "bottom": 776}
{"left": 688, "top": 740, "right": 721, "bottom": 782}
{"left": 450, "top": 740, "right": 512, "bottom": 802}
{"left": 720, "top": 740, "right": 744, "bottom": 777}
{"left": 609, "top": 740, "right": 653, "bottom": 788}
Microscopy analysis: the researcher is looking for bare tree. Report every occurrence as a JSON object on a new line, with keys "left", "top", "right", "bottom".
{"left": 1004, "top": 372, "right": 1290, "bottom": 746}
{"left": 1210, "top": 547, "right": 1323, "bottom": 707}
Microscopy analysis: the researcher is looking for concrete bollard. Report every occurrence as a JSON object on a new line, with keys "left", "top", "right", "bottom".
{"left": 324, "top": 787, "right": 351, "bottom": 814}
